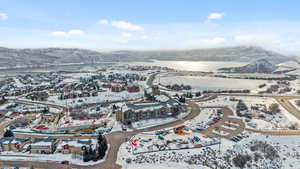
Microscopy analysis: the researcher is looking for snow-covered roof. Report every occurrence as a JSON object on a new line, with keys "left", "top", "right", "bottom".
{"left": 155, "top": 95, "right": 169, "bottom": 102}
{"left": 57, "top": 139, "right": 97, "bottom": 149}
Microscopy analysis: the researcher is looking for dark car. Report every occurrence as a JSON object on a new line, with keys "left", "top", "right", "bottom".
{"left": 61, "top": 161, "right": 69, "bottom": 165}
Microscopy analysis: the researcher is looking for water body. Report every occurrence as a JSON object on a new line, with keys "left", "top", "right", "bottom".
{"left": 128, "top": 60, "right": 248, "bottom": 72}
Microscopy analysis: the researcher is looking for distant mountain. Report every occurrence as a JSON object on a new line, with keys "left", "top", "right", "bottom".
{"left": 219, "top": 59, "right": 278, "bottom": 73}
{"left": 0, "top": 46, "right": 294, "bottom": 69}
{"left": 114, "top": 46, "right": 292, "bottom": 63}
{"left": 0, "top": 47, "right": 119, "bottom": 68}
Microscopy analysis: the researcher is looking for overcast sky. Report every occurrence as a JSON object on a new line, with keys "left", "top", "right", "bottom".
{"left": 1, "top": 0, "right": 300, "bottom": 55}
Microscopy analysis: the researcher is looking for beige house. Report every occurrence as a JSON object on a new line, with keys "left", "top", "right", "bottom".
{"left": 28, "top": 137, "right": 57, "bottom": 154}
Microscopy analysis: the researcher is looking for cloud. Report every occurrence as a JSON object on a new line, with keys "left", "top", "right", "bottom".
{"left": 0, "top": 13, "right": 8, "bottom": 21}
{"left": 68, "top": 29, "right": 85, "bottom": 36}
{"left": 121, "top": 32, "right": 132, "bottom": 38}
{"left": 207, "top": 12, "right": 225, "bottom": 20}
{"left": 111, "top": 21, "right": 143, "bottom": 31}
{"left": 51, "top": 29, "right": 85, "bottom": 38}
{"left": 98, "top": 19, "right": 109, "bottom": 25}
{"left": 97, "top": 19, "right": 143, "bottom": 31}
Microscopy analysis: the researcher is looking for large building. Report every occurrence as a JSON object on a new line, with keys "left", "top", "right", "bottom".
{"left": 116, "top": 95, "right": 184, "bottom": 124}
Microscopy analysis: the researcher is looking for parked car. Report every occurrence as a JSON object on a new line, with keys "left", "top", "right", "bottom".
{"left": 61, "top": 160, "right": 69, "bottom": 165}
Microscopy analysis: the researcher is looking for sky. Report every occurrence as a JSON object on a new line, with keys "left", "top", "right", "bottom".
{"left": 1, "top": 0, "right": 300, "bottom": 54}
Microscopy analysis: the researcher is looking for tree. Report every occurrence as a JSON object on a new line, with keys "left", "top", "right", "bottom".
{"left": 268, "top": 103, "right": 280, "bottom": 114}
{"left": 195, "top": 92, "right": 201, "bottom": 97}
{"left": 82, "top": 149, "right": 90, "bottom": 162}
{"left": 3, "top": 130, "right": 14, "bottom": 137}
{"left": 232, "top": 154, "right": 252, "bottom": 169}
{"left": 97, "top": 134, "right": 107, "bottom": 160}
{"left": 179, "top": 96, "right": 185, "bottom": 103}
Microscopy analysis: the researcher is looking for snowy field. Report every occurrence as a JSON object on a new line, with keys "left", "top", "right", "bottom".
{"left": 157, "top": 75, "right": 266, "bottom": 91}
{"left": 235, "top": 96, "right": 300, "bottom": 129}
{"left": 197, "top": 96, "right": 300, "bottom": 130}
{"left": 185, "top": 108, "right": 223, "bottom": 131}
{"left": 46, "top": 90, "right": 144, "bottom": 107}
{"left": 117, "top": 133, "right": 300, "bottom": 169}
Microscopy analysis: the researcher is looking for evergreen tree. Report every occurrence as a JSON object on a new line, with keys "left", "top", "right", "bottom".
{"left": 82, "top": 149, "right": 89, "bottom": 162}
{"left": 3, "top": 130, "right": 14, "bottom": 137}
{"left": 195, "top": 92, "right": 201, "bottom": 97}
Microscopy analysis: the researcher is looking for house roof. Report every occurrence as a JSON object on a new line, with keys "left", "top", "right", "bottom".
{"left": 0, "top": 137, "right": 30, "bottom": 144}
{"left": 57, "top": 139, "right": 97, "bottom": 149}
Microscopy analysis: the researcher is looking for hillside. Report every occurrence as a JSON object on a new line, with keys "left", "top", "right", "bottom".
{"left": 0, "top": 46, "right": 293, "bottom": 69}
{"left": 219, "top": 59, "right": 278, "bottom": 73}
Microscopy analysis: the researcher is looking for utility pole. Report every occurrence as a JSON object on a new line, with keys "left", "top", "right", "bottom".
{"left": 218, "top": 127, "right": 221, "bottom": 153}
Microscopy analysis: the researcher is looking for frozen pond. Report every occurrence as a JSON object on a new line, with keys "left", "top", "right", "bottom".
{"left": 158, "top": 76, "right": 267, "bottom": 91}
{"left": 128, "top": 60, "right": 248, "bottom": 72}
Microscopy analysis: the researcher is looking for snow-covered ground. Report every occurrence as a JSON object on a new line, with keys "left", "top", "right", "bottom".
{"left": 198, "top": 96, "right": 238, "bottom": 112}
{"left": 0, "top": 151, "right": 104, "bottom": 166}
{"left": 185, "top": 107, "right": 223, "bottom": 131}
{"left": 196, "top": 96, "right": 300, "bottom": 130}
{"left": 235, "top": 96, "right": 300, "bottom": 129}
{"left": 132, "top": 117, "right": 177, "bottom": 129}
{"left": 157, "top": 75, "right": 266, "bottom": 91}
{"left": 117, "top": 132, "right": 300, "bottom": 169}
{"left": 277, "top": 61, "right": 300, "bottom": 69}
{"left": 45, "top": 90, "right": 144, "bottom": 107}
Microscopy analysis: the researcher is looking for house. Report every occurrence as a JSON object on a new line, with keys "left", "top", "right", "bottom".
{"left": 19, "top": 105, "right": 49, "bottom": 114}
{"left": 127, "top": 84, "right": 140, "bottom": 93}
{"left": 102, "top": 83, "right": 112, "bottom": 88}
{"left": 111, "top": 85, "right": 123, "bottom": 92}
{"left": 55, "top": 139, "right": 97, "bottom": 155}
{"left": 25, "top": 91, "right": 49, "bottom": 101}
{"left": 151, "top": 85, "right": 160, "bottom": 95}
{"left": 144, "top": 86, "right": 160, "bottom": 100}
{"left": 28, "top": 136, "right": 57, "bottom": 154}
{"left": 0, "top": 137, "right": 31, "bottom": 152}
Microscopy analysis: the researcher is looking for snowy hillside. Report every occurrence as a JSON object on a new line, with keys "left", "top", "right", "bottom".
{"left": 219, "top": 59, "right": 278, "bottom": 73}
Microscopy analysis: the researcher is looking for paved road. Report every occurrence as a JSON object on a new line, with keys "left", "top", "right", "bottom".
{"left": 146, "top": 72, "right": 160, "bottom": 87}
{"left": 274, "top": 97, "right": 300, "bottom": 120}
{"left": 201, "top": 107, "right": 245, "bottom": 139}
